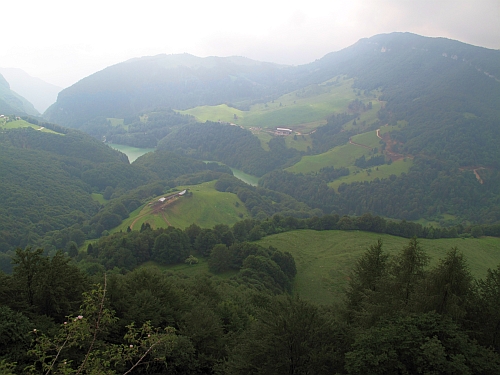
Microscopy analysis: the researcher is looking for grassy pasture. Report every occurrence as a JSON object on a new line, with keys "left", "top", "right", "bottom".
{"left": 328, "top": 159, "right": 414, "bottom": 191}
{"left": 230, "top": 168, "right": 259, "bottom": 186}
{"left": 351, "top": 130, "right": 383, "bottom": 149}
{"left": 113, "top": 181, "right": 249, "bottom": 232}
{"left": 252, "top": 130, "right": 272, "bottom": 151}
{"left": 91, "top": 193, "right": 108, "bottom": 205}
{"left": 285, "top": 134, "right": 313, "bottom": 152}
{"left": 257, "top": 230, "right": 500, "bottom": 305}
{"left": 179, "top": 77, "right": 379, "bottom": 135}
{"left": 138, "top": 259, "right": 239, "bottom": 280}
{"left": 1, "top": 119, "right": 62, "bottom": 134}
{"left": 287, "top": 142, "right": 371, "bottom": 173}
{"left": 379, "top": 120, "right": 408, "bottom": 135}
{"left": 179, "top": 104, "right": 245, "bottom": 123}
{"left": 106, "top": 143, "right": 155, "bottom": 163}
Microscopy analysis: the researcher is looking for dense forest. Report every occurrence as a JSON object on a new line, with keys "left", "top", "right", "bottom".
{"left": 158, "top": 121, "right": 301, "bottom": 177}
{"left": 2, "top": 235, "right": 500, "bottom": 374}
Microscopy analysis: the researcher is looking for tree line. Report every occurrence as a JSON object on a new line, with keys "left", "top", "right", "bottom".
{"left": 2, "top": 236, "right": 500, "bottom": 374}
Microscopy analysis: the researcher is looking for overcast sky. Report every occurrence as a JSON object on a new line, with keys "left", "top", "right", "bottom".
{"left": 2, "top": 0, "right": 499, "bottom": 88}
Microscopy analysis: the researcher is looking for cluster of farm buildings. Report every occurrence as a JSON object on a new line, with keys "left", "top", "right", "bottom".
{"left": 155, "top": 189, "right": 187, "bottom": 203}
{"left": 275, "top": 127, "right": 293, "bottom": 136}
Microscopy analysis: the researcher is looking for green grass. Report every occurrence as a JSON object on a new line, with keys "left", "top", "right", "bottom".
{"left": 285, "top": 134, "right": 313, "bottom": 152}
{"left": 328, "top": 159, "right": 414, "bottom": 191}
{"left": 91, "top": 193, "right": 108, "bottom": 205}
{"left": 138, "top": 259, "right": 239, "bottom": 279}
{"left": 414, "top": 214, "right": 461, "bottom": 228}
{"left": 253, "top": 131, "right": 273, "bottom": 151}
{"left": 106, "top": 143, "right": 155, "bottom": 163}
{"left": 351, "top": 130, "right": 383, "bottom": 149}
{"left": 287, "top": 142, "right": 371, "bottom": 173}
{"left": 379, "top": 121, "right": 408, "bottom": 135}
{"left": 257, "top": 230, "right": 500, "bottom": 305}
{"left": 179, "top": 77, "right": 380, "bottom": 135}
{"left": 178, "top": 105, "right": 245, "bottom": 123}
{"left": 113, "top": 181, "right": 250, "bottom": 232}
{"left": 0, "top": 119, "right": 62, "bottom": 134}
{"left": 230, "top": 168, "right": 259, "bottom": 186}
{"left": 286, "top": 124, "right": 412, "bottom": 184}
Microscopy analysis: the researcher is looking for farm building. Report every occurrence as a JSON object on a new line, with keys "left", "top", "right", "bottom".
{"left": 275, "top": 127, "right": 293, "bottom": 136}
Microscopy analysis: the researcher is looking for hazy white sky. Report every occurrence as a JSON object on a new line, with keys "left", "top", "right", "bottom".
{"left": 2, "top": 0, "right": 499, "bottom": 88}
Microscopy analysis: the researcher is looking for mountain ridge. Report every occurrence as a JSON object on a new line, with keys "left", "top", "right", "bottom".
{"left": 0, "top": 73, "right": 39, "bottom": 116}
{"left": 0, "top": 67, "right": 61, "bottom": 113}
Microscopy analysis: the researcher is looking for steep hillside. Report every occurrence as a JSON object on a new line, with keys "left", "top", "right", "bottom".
{"left": 0, "top": 73, "right": 39, "bottom": 116}
{"left": 0, "top": 68, "right": 61, "bottom": 113}
{"left": 304, "top": 32, "right": 500, "bottom": 167}
{"left": 0, "top": 124, "right": 140, "bottom": 251}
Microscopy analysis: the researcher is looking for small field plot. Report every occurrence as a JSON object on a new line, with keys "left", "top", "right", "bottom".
{"left": 286, "top": 142, "right": 370, "bottom": 173}
{"left": 1, "top": 119, "right": 62, "bottom": 134}
{"left": 114, "top": 180, "right": 249, "bottom": 232}
{"left": 285, "top": 134, "right": 313, "bottom": 152}
{"left": 329, "top": 159, "right": 414, "bottom": 191}
{"left": 257, "top": 230, "right": 500, "bottom": 305}
{"left": 178, "top": 104, "right": 245, "bottom": 123}
{"left": 230, "top": 168, "right": 259, "bottom": 186}
{"left": 379, "top": 120, "right": 408, "bottom": 135}
{"left": 107, "top": 143, "right": 155, "bottom": 163}
{"left": 252, "top": 130, "right": 273, "bottom": 151}
{"left": 351, "top": 130, "right": 383, "bottom": 149}
{"left": 138, "top": 260, "right": 238, "bottom": 279}
{"left": 91, "top": 193, "right": 108, "bottom": 205}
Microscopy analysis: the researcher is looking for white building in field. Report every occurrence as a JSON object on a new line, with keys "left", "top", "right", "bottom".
{"left": 275, "top": 127, "right": 293, "bottom": 135}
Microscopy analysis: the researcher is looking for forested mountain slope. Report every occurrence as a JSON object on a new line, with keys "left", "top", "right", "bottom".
{"left": 0, "top": 67, "right": 61, "bottom": 113}
{"left": 44, "top": 33, "right": 500, "bottom": 167}
{"left": 303, "top": 32, "right": 500, "bottom": 167}
{"left": 44, "top": 54, "right": 294, "bottom": 127}
{"left": 0, "top": 73, "right": 39, "bottom": 116}
{"left": 0, "top": 125, "right": 139, "bottom": 251}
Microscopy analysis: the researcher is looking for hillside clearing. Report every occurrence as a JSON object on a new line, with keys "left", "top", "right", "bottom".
{"left": 257, "top": 230, "right": 500, "bottom": 305}
{"left": 112, "top": 180, "right": 249, "bottom": 232}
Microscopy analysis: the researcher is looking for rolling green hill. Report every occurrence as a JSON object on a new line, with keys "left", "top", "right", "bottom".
{"left": 257, "top": 230, "right": 500, "bottom": 305}
{"left": 0, "top": 125, "right": 147, "bottom": 251}
{"left": 113, "top": 180, "right": 250, "bottom": 232}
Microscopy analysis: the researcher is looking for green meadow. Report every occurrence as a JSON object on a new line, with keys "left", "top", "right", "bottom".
{"left": 329, "top": 159, "right": 413, "bottom": 191}
{"left": 230, "top": 168, "right": 259, "bottom": 186}
{"left": 351, "top": 130, "right": 383, "bottom": 149}
{"left": 287, "top": 142, "right": 371, "bottom": 173}
{"left": 0, "top": 119, "right": 62, "bottom": 134}
{"left": 91, "top": 193, "right": 108, "bottom": 205}
{"left": 106, "top": 143, "right": 155, "bottom": 163}
{"left": 113, "top": 180, "right": 249, "bottom": 232}
{"left": 179, "top": 77, "right": 380, "bottom": 134}
{"left": 257, "top": 230, "right": 500, "bottom": 305}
